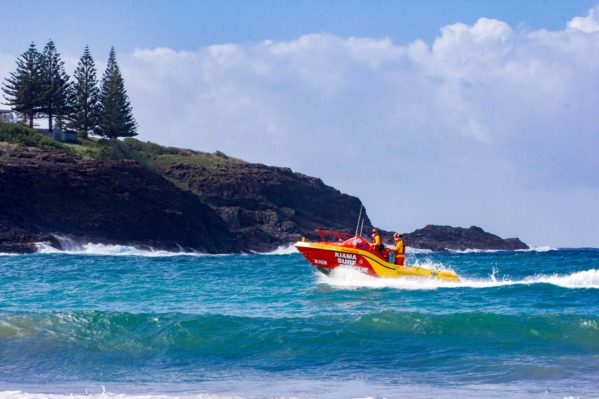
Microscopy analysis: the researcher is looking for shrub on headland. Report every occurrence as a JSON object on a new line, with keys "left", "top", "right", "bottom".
{"left": 0, "top": 122, "right": 71, "bottom": 153}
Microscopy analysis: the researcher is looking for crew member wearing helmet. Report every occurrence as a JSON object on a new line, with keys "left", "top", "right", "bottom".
{"left": 371, "top": 228, "right": 383, "bottom": 254}
{"left": 392, "top": 233, "right": 406, "bottom": 265}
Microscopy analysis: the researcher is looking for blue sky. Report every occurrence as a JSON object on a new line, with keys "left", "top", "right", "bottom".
{"left": 1, "top": 0, "right": 595, "bottom": 54}
{"left": 1, "top": 1, "right": 599, "bottom": 247}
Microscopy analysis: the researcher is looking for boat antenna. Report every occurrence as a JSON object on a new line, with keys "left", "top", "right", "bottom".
{"left": 359, "top": 216, "right": 365, "bottom": 237}
{"left": 354, "top": 204, "right": 363, "bottom": 237}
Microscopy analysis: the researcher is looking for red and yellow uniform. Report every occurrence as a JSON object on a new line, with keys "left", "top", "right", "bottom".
{"left": 371, "top": 230, "right": 383, "bottom": 254}
{"left": 393, "top": 238, "right": 405, "bottom": 265}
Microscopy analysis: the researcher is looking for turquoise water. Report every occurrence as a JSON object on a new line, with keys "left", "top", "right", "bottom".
{"left": 1, "top": 247, "right": 598, "bottom": 398}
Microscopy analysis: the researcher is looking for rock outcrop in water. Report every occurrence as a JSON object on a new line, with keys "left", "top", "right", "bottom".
{"left": 402, "top": 225, "right": 528, "bottom": 251}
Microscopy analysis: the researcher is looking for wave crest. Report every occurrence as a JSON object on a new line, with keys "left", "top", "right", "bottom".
{"left": 36, "top": 242, "right": 204, "bottom": 257}
{"left": 35, "top": 236, "right": 205, "bottom": 257}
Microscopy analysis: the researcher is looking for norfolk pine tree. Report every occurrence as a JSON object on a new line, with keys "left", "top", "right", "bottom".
{"left": 70, "top": 45, "right": 100, "bottom": 135}
{"left": 1, "top": 42, "right": 44, "bottom": 128}
{"left": 40, "top": 40, "right": 71, "bottom": 132}
{"left": 98, "top": 47, "right": 137, "bottom": 139}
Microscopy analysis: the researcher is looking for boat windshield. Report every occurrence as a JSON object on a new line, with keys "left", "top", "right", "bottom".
{"left": 315, "top": 230, "right": 370, "bottom": 249}
{"left": 341, "top": 235, "right": 370, "bottom": 249}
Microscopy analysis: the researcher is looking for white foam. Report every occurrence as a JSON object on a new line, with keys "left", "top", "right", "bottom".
{"left": 35, "top": 242, "right": 205, "bottom": 257}
{"left": 449, "top": 248, "right": 503, "bottom": 253}
{"left": 317, "top": 266, "right": 599, "bottom": 290}
{"left": 522, "top": 246, "right": 556, "bottom": 252}
{"left": 450, "top": 246, "right": 557, "bottom": 253}
{"left": 0, "top": 387, "right": 590, "bottom": 399}
{"left": 0, "top": 392, "right": 243, "bottom": 399}
{"left": 254, "top": 244, "right": 298, "bottom": 255}
{"left": 405, "top": 247, "right": 433, "bottom": 254}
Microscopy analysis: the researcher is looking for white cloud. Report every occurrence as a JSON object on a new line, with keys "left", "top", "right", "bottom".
{"left": 2, "top": 9, "right": 599, "bottom": 247}
{"left": 568, "top": 5, "right": 599, "bottom": 32}
{"left": 121, "top": 17, "right": 599, "bottom": 247}
{"left": 0, "top": 53, "right": 16, "bottom": 109}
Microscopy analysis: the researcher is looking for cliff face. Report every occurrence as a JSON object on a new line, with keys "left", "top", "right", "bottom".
{"left": 0, "top": 147, "right": 241, "bottom": 253}
{"left": 161, "top": 161, "right": 369, "bottom": 251}
{"left": 0, "top": 144, "right": 369, "bottom": 253}
{"left": 0, "top": 130, "right": 528, "bottom": 254}
{"left": 403, "top": 225, "right": 528, "bottom": 251}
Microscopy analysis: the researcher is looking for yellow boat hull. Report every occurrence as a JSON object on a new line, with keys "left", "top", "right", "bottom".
{"left": 295, "top": 241, "right": 460, "bottom": 282}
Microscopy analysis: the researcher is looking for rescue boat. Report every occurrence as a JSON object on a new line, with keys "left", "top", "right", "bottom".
{"left": 295, "top": 230, "right": 460, "bottom": 282}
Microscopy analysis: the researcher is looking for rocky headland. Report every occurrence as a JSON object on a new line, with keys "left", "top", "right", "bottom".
{"left": 0, "top": 123, "right": 528, "bottom": 253}
{"left": 403, "top": 225, "right": 528, "bottom": 251}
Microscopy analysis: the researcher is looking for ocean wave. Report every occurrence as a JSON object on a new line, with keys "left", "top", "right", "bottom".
{"left": 1, "top": 310, "right": 597, "bottom": 358}
{"left": 0, "top": 392, "right": 243, "bottom": 399}
{"left": 448, "top": 248, "right": 503, "bottom": 254}
{"left": 517, "top": 246, "right": 557, "bottom": 252}
{"left": 35, "top": 242, "right": 205, "bottom": 257}
{"left": 0, "top": 384, "right": 594, "bottom": 399}
{"left": 448, "top": 246, "right": 557, "bottom": 253}
{"left": 34, "top": 235, "right": 207, "bottom": 257}
{"left": 253, "top": 244, "right": 298, "bottom": 255}
{"left": 318, "top": 266, "right": 599, "bottom": 290}
{"left": 405, "top": 247, "right": 433, "bottom": 254}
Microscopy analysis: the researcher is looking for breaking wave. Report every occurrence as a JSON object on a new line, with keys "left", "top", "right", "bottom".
{"left": 450, "top": 246, "right": 556, "bottom": 253}
{"left": 405, "top": 247, "right": 433, "bottom": 254}
{"left": 253, "top": 244, "right": 298, "bottom": 255}
{"left": 0, "top": 392, "right": 242, "bottom": 399}
{"left": 35, "top": 236, "right": 204, "bottom": 257}
{"left": 318, "top": 265, "right": 599, "bottom": 290}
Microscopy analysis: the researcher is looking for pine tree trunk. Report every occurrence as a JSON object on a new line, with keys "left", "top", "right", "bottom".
{"left": 83, "top": 105, "right": 88, "bottom": 133}
{"left": 48, "top": 102, "right": 53, "bottom": 132}
{"left": 28, "top": 110, "right": 33, "bottom": 128}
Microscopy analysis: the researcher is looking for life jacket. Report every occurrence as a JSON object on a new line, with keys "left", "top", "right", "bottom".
{"left": 372, "top": 234, "right": 382, "bottom": 246}
{"left": 394, "top": 239, "right": 405, "bottom": 255}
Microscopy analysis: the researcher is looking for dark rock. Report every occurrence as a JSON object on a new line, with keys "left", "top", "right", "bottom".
{"left": 403, "top": 225, "right": 528, "bottom": 251}
{"left": 0, "top": 224, "right": 55, "bottom": 254}
{"left": 161, "top": 161, "right": 369, "bottom": 251}
{"left": 0, "top": 148, "right": 241, "bottom": 253}
{"left": 0, "top": 146, "right": 528, "bottom": 254}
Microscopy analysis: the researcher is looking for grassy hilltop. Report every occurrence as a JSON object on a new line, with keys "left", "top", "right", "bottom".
{"left": 0, "top": 123, "right": 243, "bottom": 168}
{"left": 0, "top": 123, "right": 245, "bottom": 191}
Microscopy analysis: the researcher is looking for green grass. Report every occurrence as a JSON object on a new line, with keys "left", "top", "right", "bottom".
{"left": 0, "top": 123, "right": 74, "bottom": 154}
{"left": 0, "top": 122, "right": 246, "bottom": 171}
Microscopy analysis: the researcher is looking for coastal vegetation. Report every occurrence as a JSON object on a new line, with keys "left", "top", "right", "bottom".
{"left": 1, "top": 41, "right": 136, "bottom": 138}
{"left": 0, "top": 122, "right": 239, "bottom": 167}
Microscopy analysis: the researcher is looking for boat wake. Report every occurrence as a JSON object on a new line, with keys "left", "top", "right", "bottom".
{"left": 318, "top": 265, "right": 599, "bottom": 290}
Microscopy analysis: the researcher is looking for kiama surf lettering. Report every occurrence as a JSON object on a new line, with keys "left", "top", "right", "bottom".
{"left": 335, "top": 252, "right": 357, "bottom": 266}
